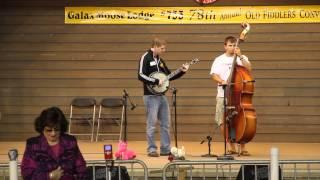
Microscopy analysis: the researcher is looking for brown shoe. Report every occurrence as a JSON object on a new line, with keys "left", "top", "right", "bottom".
{"left": 148, "top": 151, "right": 159, "bottom": 157}
{"left": 227, "top": 150, "right": 238, "bottom": 155}
{"left": 240, "top": 150, "right": 250, "bottom": 156}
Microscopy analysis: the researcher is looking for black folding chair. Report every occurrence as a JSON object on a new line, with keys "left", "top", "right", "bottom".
{"left": 95, "top": 97, "right": 124, "bottom": 142}
{"left": 68, "top": 97, "right": 96, "bottom": 142}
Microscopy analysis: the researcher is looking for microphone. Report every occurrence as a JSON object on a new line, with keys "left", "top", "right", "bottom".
{"left": 123, "top": 89, "right": 137, "bottom": 110}
{"left": 123, "top": 89, "right": 129, "bottom": 96}
{"left": 130, "top": 103, "right": 137, "bottom": 110}
{"left": 170, "top": 87, "right": 177, "bottom": 93}
{"left": 200, "top": 136, "right": 212, "bottom": 144}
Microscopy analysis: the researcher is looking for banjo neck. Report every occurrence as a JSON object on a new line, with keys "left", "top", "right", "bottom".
{"left": 165, "top": 58, "right": 199, "bottom": 81}
{"left": 166, "top": 68, "right": 182, "bottom": 81}
{"left": 146, "top": 58, "right": 199, "bottom": 95}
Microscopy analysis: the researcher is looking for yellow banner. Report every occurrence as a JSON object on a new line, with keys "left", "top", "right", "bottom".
{"left": 65, "top": 6, "right": 320, "bottom": 24}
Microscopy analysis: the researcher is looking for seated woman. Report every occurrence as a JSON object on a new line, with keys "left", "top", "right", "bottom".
{"left": 21, "top": 106, "right": 88, "bottom": 180}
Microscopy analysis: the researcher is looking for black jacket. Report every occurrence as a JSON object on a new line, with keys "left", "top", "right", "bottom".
{"left": 138, "top": 49, "right": 184, "bottom": 95}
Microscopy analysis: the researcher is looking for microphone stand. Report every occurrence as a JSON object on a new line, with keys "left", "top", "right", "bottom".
{"left": 171, "top": 87, "right": 178, "bottom": 148}
{"left": 201, "top": 136, "right": 217, "bottom": 157}
{"left": 122, "top": 89, "right": 137, "bottom": 142}
{"left": 217, "top": 84, "right": 234, "bottom": 160}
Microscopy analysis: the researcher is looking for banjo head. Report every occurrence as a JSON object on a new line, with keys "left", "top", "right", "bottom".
{"left": 148, "top": 72, "right": 170, "bottom": 94}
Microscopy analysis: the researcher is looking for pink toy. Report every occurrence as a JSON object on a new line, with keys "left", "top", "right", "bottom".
{"left": 114, "top": 141, "right": 136, "bottom": 160}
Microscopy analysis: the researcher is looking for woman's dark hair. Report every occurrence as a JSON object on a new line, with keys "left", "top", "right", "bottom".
{"left": 34, "top": 106, "right": 69, "bottom": 134}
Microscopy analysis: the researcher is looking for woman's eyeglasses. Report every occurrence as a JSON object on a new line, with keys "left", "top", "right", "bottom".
{"left": 44, "top": 127, "right": 61, "bottom": 133}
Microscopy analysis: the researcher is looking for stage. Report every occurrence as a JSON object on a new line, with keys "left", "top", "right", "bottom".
{"left": 1, "top": 141, "right": 320, "bottom": 169}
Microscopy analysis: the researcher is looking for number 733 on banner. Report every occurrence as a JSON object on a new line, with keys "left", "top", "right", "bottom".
{"left": 160, "top": 10, "right": 184, "bottom": 20}
{"left": 160, "top": 9, "right": 216, "bottom": 21}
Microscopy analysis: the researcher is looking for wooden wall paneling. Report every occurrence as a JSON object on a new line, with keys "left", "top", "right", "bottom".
{"left": 1, "top": 60, "right": 320, "bottom": 71}
{"left": 2, "top": 24, "right": 320, "bottom": 34}
{"left": 2, "top": 33, "right": 320, "bottom": 43}
{"left": 1, "top": 51, "right": 320, "bottom": 61}
{"left": 0, "top": 69, "right": 319, "bottom": 79}
{"left": 1, "top": 78, "right": 320, "bottom": 89}
{"left": 2, "top": 42, "right": 320, "bottom": 52}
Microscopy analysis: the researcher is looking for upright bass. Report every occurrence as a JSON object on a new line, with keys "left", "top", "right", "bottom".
{"left": 226, "top": 23, "right": 257, "bottom": 144}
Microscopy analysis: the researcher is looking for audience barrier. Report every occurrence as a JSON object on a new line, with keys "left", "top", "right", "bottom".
{"left": 86, "top": 159, "right": 148, "bottom": 180}
{"left": 162, "top": 160, "right": 320, "bottom": 180}
{"left": 1, "top": 155, "right": 320, "bottom": 179}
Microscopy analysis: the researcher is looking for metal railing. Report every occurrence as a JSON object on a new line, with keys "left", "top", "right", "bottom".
{"left": 0, "top": 159, "right": 149, "bottom": 180}
{"left": 162, "top": 160, "right": 320, "bottom": 180}
{"left": 86, "top": 159, "right": 149, "bottom": 180}
{"left": 0, "top": 163, "right": 19, "bottom": 180}
{"left": 2, "top": 159, "right": 320, "bottom": 179}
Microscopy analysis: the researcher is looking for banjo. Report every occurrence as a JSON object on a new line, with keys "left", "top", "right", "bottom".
{"left": 147, "top": 58, "right": 200, "bottom": 95}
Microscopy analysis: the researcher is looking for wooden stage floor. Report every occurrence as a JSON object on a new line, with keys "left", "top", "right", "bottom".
{"left": 1, "top": 141, "right": 320, "bottom": 169}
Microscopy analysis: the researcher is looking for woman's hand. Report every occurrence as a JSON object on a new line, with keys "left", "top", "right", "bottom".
{"left": 49, "top": 166, "right": 63, "bottom": 180}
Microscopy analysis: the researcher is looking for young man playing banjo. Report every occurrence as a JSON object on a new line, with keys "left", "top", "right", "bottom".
{"left": 138, "top": 38, "right": 190, "bottom": 157}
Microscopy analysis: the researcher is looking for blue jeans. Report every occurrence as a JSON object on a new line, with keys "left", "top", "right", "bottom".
{"left": 143, "top": 95, "right": 171, "bottom": 154}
